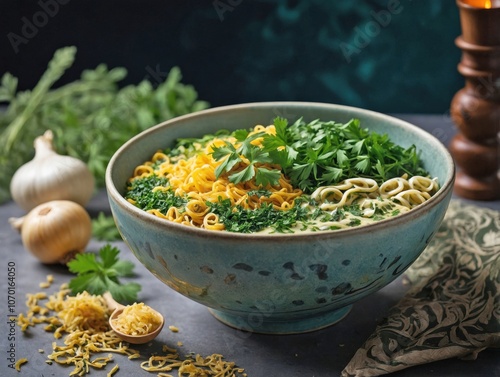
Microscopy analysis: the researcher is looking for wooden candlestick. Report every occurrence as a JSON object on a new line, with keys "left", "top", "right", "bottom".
{"left": 449, "top": 0, "right": 500, "bottom": 200}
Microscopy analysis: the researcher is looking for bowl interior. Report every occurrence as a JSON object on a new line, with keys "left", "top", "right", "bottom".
{"left": 108, "top": 102, "right": 454, "bottom": 210}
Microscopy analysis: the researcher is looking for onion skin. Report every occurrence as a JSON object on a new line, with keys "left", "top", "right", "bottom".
{"left": 10, "top": 200, "right": 92, "bottom": 264}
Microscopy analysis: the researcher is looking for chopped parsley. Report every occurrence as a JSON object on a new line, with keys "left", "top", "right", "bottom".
{"left": 125, "top": 174, "right": 187, "bottom": 214}
{"left": 207, "top": 197, "right": 309, "bottom": 233}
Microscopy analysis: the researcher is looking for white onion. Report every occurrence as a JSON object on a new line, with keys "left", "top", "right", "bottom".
{"left": 9, "top": 200, "right": 92, "bottom": 264}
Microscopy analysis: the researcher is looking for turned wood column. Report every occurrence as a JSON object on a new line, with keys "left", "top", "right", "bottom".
{"left": 449, "top": 0, "right": 500, "bottom": 200}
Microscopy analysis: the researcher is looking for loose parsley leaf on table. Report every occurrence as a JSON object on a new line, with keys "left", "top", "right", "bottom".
{"left": 68, "top": 244, "right": 141, "bottom": 304}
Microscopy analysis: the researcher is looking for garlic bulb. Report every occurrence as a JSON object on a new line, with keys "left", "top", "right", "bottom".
{"left": 10, "top": 130, "right": 95, "bottom": 212}
{"left": 9, "top": 200, "right": 92, "bottom": 264}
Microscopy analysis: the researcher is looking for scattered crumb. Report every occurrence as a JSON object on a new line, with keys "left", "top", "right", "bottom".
{"left": 168, "top": 325, "right": 179, "bottom": 333}
{"left": 15, "top": 358, "right": 28, "bottom": 371}
{"left": 162, "top": 344, "right": 177, "bottom": 353}
{"left": 19, "top": 280, "right": 246, "bottom": 376}
{"left": 39, "top": 274, "right": 54, "bottom": 289}
{"left": 107, "top": 364, "right": 119, "bottom": 377}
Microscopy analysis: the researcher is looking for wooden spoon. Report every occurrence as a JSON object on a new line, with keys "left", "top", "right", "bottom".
{"left": 103, "top": 292, "right": 164, "bottom": 344}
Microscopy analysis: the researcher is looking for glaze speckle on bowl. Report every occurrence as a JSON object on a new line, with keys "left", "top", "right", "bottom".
{"left": 106, "top": 102, "right": 455, "bottom": 334}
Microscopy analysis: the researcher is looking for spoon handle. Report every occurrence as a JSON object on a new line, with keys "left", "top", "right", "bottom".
{"left": 103, "top": 291, "right": 126, "bottom": 312}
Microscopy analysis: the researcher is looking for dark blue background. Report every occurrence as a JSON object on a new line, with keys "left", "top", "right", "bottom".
{"left": 1, "top": 0, "right": 463, "bottom": 114}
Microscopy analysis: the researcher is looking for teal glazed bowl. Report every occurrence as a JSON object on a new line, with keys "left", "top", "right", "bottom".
{"left": 106, "top": 102, "right": 455, "bottom": 334}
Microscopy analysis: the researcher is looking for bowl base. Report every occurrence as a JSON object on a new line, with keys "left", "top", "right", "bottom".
{"left": 208, "top": 305, "right": 353, "bottom": 334}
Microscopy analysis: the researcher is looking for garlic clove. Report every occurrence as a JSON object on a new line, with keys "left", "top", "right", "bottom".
{"left": 10, "top": 130, "right": 95, "bottom": 212}
{"left": 10, "top": 200, "right": 92, "bottom": 264}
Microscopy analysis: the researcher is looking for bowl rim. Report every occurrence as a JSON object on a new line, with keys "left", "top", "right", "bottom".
{"left": 106, "top": 101, "right": 455, "bottom": 241}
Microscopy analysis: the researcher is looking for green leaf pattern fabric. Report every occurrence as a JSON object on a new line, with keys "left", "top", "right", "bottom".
{"left": 342, "top": 200, "right": 500, "bottom": 376}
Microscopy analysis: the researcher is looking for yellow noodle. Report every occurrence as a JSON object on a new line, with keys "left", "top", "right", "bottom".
{"left": 379, "top": 176, "right": 411, "bottom": 198}
{"left": 18, "top": 280, "right": 245, "bottom": 376}
{"left": 15, "top": 358, "right": 28, "bottom": 371}
{"left": 203, "top": 213, "right": 226, "bottom": 230}
{"left": 409, "top": 175, "right": 439, "bottom": 192}
{"left": 128, "top": 125, "right": 301, "bottom": 231}
{"left": 16, "top": 285, "right": 139, "bottom": 376}
{"left": 394, "top": 189, "right": 432, "bottom": 208}
{"left": 133, "top": 164, "right": 154, "bottom": 177}
{"left": 128, "top": 124, "right": 438, "bottom": 232}
{"left": 313, "top": 178, "right": 378, "bottom": 211}
{"left": 110, "top": 302, "right": 162, "bottom": 336}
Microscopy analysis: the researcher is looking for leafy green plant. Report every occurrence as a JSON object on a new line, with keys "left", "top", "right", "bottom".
{"left": 91, "top": 212, "right": 122, "bottom": 242}
{"left": 68, "top": 244, "right": 140, "bottom": 303}
{"left": 0, "top": 46, "right": 209, "bottom": 203}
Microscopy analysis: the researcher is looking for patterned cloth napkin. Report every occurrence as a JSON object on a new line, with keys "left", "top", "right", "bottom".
{"left": 341, "top": 200, "right": 500, "bottom": 377}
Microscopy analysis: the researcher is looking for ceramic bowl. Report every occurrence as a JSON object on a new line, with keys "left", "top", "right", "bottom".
{"left": 106, "top": 102, "right": 455, "bottom": 334}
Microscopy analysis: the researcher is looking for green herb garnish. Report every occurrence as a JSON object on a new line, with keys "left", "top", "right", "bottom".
{"left": 125, "top": 116, "right": 430, "bottom": 234}
{"left": 68, "top": 244, "right": 141, "bottom": 303}
{"left": 207, "top": 197, "right": 309, "bottom": 233}
{"left": 125, "top": 174, "right": 187, "bottom": 214}
{"left": 211, "top": 132, "right": 282, "bottom": 187}
{"left": 210, "top": 117, "right": 428, "bottom": 193}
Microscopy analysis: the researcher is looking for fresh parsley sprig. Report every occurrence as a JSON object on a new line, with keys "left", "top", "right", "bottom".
{"left": 282, "top": 118, "right": 428, "bottom": 192}
{"left": 68, "top": 244, "right": 141, "bottom": 304}
{"left": 210, "top": 117, "right": 428, "bottom": 193}
{"left": 211, "top": 131, "right": 282, "bottom": 186}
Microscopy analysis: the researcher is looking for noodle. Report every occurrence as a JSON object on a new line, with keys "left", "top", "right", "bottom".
{"left": 126, "top": 123, "right": 439, "bottom": 233}
{"left": 17, "top": 279, "right": 246, "bottom": 376}
{"left": 127, "top": 125, "right": 302, "bottom": 231}
{"left": 110, "top": 302, "right": 162, "bottom": 336}
{"left": 16, "top": 286, "right": 139, "bottom": 376}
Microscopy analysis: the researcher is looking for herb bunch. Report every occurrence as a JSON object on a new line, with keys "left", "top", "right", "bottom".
{"left": 211, "top": 117, "right": 428, "bottom": 193}
{"left": 0, "top": 46, "right": 209, "bottom": 203}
